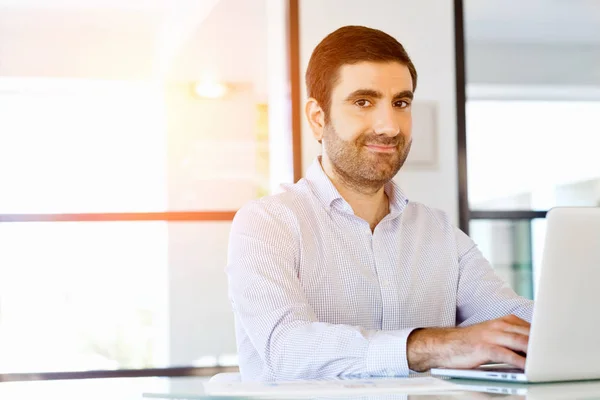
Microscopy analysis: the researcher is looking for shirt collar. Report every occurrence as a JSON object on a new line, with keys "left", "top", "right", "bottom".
{"left": 305, "top": 157, "right": 410, "bottom": 217}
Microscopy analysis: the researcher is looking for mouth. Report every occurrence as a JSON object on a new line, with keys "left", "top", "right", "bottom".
{"left": 365, "top": 144, "right": 397, "bottom": 153}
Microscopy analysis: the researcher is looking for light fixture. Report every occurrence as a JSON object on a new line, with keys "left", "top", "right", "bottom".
{"left": 192, "top": 80, "right": 228, "bottom": 99}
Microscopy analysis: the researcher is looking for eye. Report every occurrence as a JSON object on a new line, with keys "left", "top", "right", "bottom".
{"left": 394, "top": 100, "right": 411, "bottom": 108}
{"left": 394, "top": 100, "right": 410, "bottom": 108}
{"left": 354, "top": 99, "right": 372, "bottom": 108}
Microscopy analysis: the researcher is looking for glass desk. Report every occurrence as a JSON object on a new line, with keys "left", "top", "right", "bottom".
{"left": 2, "top": 375, "right": 600, "bottom": 399}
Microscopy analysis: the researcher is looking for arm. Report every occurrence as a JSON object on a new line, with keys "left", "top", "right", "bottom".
{"left": 407, "top": 314, "right": 530, "bottom": 371}
{"left": 406, "top": 226, "right": 534, "bottom": 372}
{"left": 227, "top": 201, "right": 415, "bottom": 381}
{"left": 453, "top": 226, "right": 534, "bottom": 326}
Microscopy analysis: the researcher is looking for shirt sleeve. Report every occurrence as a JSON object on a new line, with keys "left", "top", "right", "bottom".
{"left": 454, "top": 226, "right": 534, "bottom": 326}
{"left": 226, "top": 200, "right": 416, "bottom": 381}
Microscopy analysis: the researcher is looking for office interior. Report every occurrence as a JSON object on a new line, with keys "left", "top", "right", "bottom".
{"left": 0, "top": 0, "right": 599, "bottom": 397}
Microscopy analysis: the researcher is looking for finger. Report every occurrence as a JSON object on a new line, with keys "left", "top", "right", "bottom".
{"left": 503, "top": 314, "right": 531, "bottom": 327}
{"left": 500, "top": 322, "right": 530, "bottom": 337}
{"left": 489, "top": 346, "right": 527, "bottom": 370}
{"left": 491, "top": 331, "right": 529, "bottom": 354}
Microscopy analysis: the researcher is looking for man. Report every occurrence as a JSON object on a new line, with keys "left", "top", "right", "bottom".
{"left": 226, "top": 25, "right": 533, "bottom": 382}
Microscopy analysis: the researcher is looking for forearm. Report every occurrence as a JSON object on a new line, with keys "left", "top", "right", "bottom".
{"left": 406, "top": 327, "right": 458, "bottom": 372}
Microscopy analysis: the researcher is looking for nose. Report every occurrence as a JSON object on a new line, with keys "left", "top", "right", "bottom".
{"left": 373, "top": 104, "right": 400, "bottom": 137}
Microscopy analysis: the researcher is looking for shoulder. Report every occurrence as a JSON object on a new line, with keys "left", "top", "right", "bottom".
{"left": 232, "top": 180, "right": 313, "bottom": 232}
{"left": 403, "top": 201, "right": 473, "bottom": 257}
{"left": 402, "top": 201, "right": 455, "bottom": 232}
{"left": 405, "top": 201, "right": 476, "bottom": 257}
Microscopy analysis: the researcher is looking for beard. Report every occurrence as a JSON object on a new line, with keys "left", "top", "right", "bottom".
{"left": 322, "top": 122, "right": 412, "bottom": 193}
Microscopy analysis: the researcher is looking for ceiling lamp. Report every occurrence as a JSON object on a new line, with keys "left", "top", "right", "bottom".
{"left": 192, "top": 80, "right": 228, "bottom": 99}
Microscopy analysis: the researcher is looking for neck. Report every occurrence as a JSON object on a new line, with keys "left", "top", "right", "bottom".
{"left": 320, "top": 157, "right": 389, "bottom": 231}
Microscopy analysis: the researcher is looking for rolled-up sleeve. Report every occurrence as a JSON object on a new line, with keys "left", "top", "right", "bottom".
{"left": 226, "top": 201, "right": 415, "bottom": 381}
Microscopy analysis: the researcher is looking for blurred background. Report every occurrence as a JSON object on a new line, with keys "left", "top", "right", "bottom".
{"left": 0, "top": 0, "right": 598, "bottom": 392}
{"left": 0, "top": 0, "right": 278, "bottom": 379}
{"left": 464, "top": 0, "right": 600, "bottom": 300}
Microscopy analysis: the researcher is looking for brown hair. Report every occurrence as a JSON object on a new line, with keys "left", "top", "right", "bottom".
{"left": 305, "top": 25, "right": 418, "bottom": 119}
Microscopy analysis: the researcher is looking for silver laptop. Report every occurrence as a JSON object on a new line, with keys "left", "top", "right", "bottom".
{"left": 431, "top": 207, "right": 600, "bottom": 383}
{"left": 453, "top": 378, "right": 600, "bottom": 398}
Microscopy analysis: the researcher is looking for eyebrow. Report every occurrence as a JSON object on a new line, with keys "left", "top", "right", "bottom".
{"left": 344, "top": 89, "right": 414, "bottom": 101}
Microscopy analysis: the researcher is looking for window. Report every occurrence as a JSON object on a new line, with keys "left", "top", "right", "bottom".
{"left": 461, "top": 0, "right": 600, "bottom": 299}
{"left": 0, "top": 0, "right": 299, "bottom": 377}
{"left": 467, "top": 101, "right": 600, "bottom": 212}
{"left": 465, "top": 99, "right": 600, "bottom": 296}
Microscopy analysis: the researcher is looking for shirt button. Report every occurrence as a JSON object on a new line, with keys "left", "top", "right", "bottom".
{"left": 382, "top": 280, "right": 390, "bottom": 288}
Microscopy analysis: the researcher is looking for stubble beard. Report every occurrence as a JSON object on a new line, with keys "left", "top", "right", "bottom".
{"left": 322, "top": 122, "right": 412, "bottom": 195}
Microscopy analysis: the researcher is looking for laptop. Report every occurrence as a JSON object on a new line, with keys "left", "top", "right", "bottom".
{"left": 431, "top": 207, "right": 600, "bottom": 383}
{"left": 453, "top": 378, "right": 600, "bottom": 398}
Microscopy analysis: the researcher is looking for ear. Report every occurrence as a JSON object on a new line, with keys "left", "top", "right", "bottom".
{"left": 305, "top": 98, "right": 325, "bottom": 142}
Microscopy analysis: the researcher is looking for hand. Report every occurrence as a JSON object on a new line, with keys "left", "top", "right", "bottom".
{"left": 407, "top": 314, "right": 530, "bottom": 372}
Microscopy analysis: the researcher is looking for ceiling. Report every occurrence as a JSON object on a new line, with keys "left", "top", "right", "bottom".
{"left": 0, "top": 0, "right": 597, "bottom": 88}
{"left": 465, "top": 0, "right": 600, "bottom": 44}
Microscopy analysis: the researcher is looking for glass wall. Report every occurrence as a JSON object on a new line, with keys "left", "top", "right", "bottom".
{"left": 0, "top": 0, "right": 293, "bottom": 375}
{"left": 463, "top": 0, "right": 600, "bottom": 297}
{"left": 467, "top": 101, "right": 600, "bottom": 212}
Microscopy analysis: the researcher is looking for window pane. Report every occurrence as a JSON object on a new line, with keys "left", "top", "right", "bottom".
{"left": 0, "top": 81, "right": 168, "bottom": 214}
{"left": 0, "top": 0, "right": 273, "bottom": 214}
{"left": 468, "top": 219, "right": 544, "bottom": 299}
{"left": 0, "top": 221, "right": 236, "bottom": 373}
{"left": 467, "top": 101, "right": 600, "bottom": 211}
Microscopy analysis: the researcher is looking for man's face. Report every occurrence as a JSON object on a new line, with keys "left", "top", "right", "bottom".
{"left": 321, "top": 61, "right": 413, "bottom": 190}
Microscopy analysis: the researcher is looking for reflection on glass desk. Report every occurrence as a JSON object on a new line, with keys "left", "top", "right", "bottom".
{"left": 2, "top": 376, "right": 600, "bottom": 399}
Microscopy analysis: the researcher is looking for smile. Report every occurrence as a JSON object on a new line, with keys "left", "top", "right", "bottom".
{"left": 365, "top": 144, "right": 397, "bottom": 153}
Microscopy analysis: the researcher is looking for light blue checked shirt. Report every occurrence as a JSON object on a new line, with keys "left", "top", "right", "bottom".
{"left": 227, "top": 157, "right": 533, "bottom": 382}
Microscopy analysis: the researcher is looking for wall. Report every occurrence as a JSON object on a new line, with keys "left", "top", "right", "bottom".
{"left": 265, "top": 0, "right": 295, "bottom": 192}
{"left": 299, "top": 0, "right": 459, "bottom": 224}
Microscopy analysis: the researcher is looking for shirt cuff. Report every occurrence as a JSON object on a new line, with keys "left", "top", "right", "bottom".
{"left": 364, "top": 327, "right": 418, "bottom": 377}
